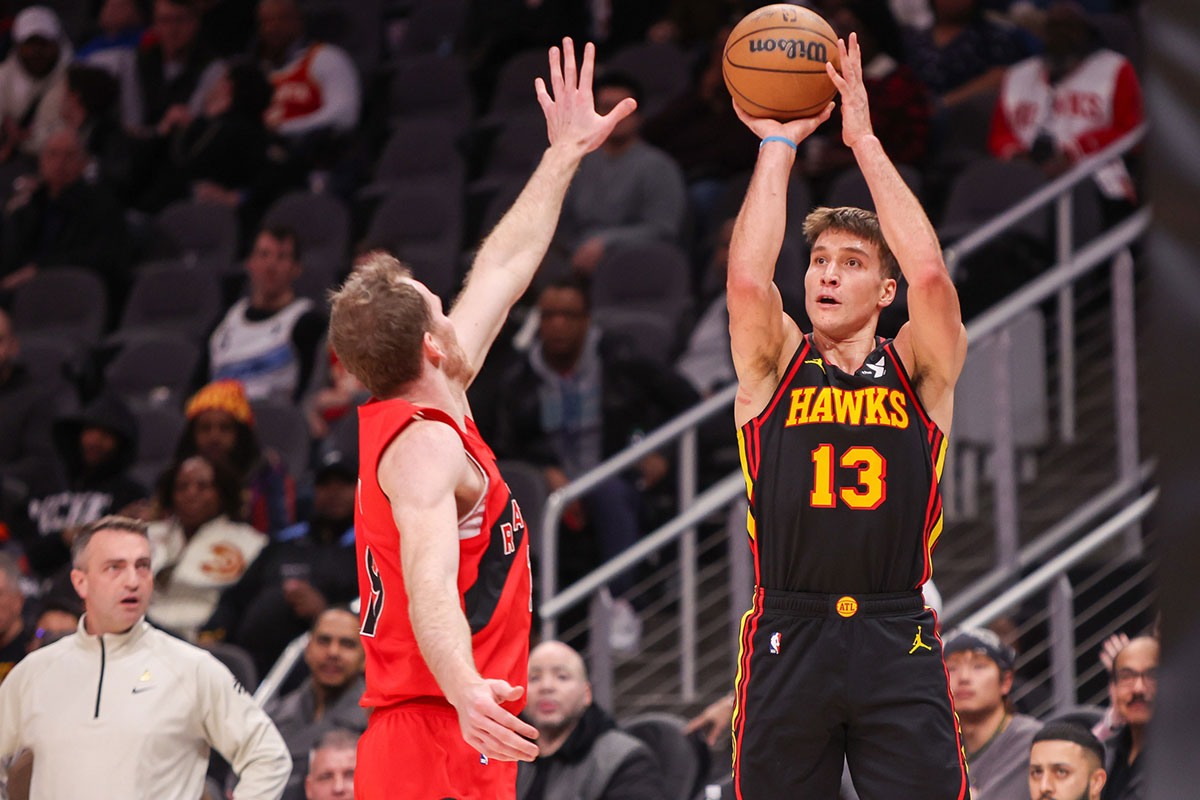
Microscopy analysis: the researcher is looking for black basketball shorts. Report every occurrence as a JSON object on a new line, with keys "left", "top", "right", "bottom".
{"left": 731, "top": 588, "right": 969, "bottom": 800}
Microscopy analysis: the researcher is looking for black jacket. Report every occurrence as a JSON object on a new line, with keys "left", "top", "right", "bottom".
{"left": 0, "top": 363, "right": 61, "bottom": 498}
{"left": 23, "top": 393, "right": 146, "bottom": 577}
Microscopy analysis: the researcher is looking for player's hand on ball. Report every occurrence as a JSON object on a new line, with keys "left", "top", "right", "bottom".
{"left": 454, "top": 678, "right": 540, "bottom": 762}
{"left": 536, "top": 37, "right": 636, "bottom": 158}
{"left": 732, "top": 98, "right": 833, "bottom": 150}
{"left": 825, "top": 32, "right": 874, "bottom": 150}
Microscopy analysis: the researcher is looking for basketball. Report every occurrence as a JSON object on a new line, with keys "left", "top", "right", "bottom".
{"left": 723, "top": 4, "right": 841, "bottom": 121}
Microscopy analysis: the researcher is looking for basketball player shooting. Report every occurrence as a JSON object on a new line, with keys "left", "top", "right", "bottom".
{"left": 725, "top": 33, "right": 970, "bottom": 799}
{"left": 327, "top": 38, "right": 635, "bottom": 800}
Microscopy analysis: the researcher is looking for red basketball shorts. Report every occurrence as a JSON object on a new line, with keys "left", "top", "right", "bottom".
{"left": 355, "top": 700, "right": 518, "bottom": 800}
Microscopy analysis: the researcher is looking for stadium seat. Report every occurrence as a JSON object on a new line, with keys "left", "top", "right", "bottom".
{"left": 362, "top": 117, "right": 465, "bottom": 196}
{"left": 591, "top": 240, "right": 693, "bottom": 347}
{"left": 621, "top": 712, "right": 705, "bottom": 800}
{"left": 593, "top": 308, "right": 683, "bottom": 365}
{"left": 144, "top": 200, "right": 240, "bottom": 277}
{"left": 113, "top": 262, "right": 221, "bottom": 344}
{"left": 391, "top": 0, "right": 467, "bottom": 56}
{"left": 487, "top": 48, "right": 550, "bottom": 117}
{"left": 262, "top": 191, "right": 351, "bottom": 307}
{"left": 201, "top": 641, "right": 260, "bottom": 692}
{"left": 105, "top": 334, "right": 201, "bottom": 411}
{"left": 363, "top": 184, "right": 463, "bottom": 301}
{"left": 607, "top": 41, "right": 690, "bottom": 116}
{"left": 131, "top": 404, "right": 186, "bottom": 490}
{"left": 940, "top": 158, "right": 1051, "bottom": 245}
{"left": 827, "top": 163, "right": 923, "bottom": 211}
{"left": 300, "top": 0, "right": 382, "bottom": 74}
{"left": 250, "top": 399, "right": 313, "bottom": 480}
{"left": 386, "top": 53, "right": 472, "bottom": 131}
{"left": 10, "top": 267, "right": 106, "bottom": 349}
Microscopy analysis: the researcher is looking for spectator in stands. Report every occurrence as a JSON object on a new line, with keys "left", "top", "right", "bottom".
{"left": 77, "top": 0, "right": 147, "bottom": 132}
{"left": 175, "top": 379, "right": 296, "bottom": 533}
{"left": 493, "top": 276, "right": 696, "bottom": 648}
{"left": 0, "top": 515, "right": 291, "bottom": 797}
{"left": 517, "top": 639, "right": 664, "bottom": 800}
{"left": 0, "top": 309, "right": 59, "bottom": 499}
{"left": 255, "top": 0, "right": 360, "bottom": 167}
{"left": 641, "top": 25, "right": 759, "bottom": 235}
{"left": 206, "top": 450, "right": 358, "bottom": 675}
{"left": 131, "top": 0, "right": 224, "bottom": 133}
{"left": 989, "top": 1, "right": 1144, "bottom": 206}
{"left": 304, "top": 348, "right": 368, "bottom": 439}
{"left": 0, "top": 127, "right": 130, "bottom": 296}
{"left": 146, "top": 454, "right": 268, "bottom": 641}
{"left": 1029, "top": 721, "right": 1108, "bottom": 800}
{"left": 676, "top": 216, "right": 735, "bottom": 397}
{"left": 802, "top": 1, "right": 932, "bottom": 182}
{"left": 59, "top": 64, "right": 138, "bottom": 203}
{"left": 268, "top": 608, "right": 367, "bottom": 800}
{"left": 0, "top": 553, "right": 29, "bottom": 685}
{"left": 944, "top": 628, "right": 1041, "bottom": 800}
{"left": 1099, "top": 636, "right": 1157, "bottom": 800}
{"left": 903, "top": 0, "right": 1028, "bottom": 109}
{"left": 25, "top": 594, "right": 80, "bottom": 651}
{"left": 22, "top": 393, "right": 146, "bottom": 580}
{"left": 558, "top": 72, "right": 687, "bottom": 275}
{"left": 304, "top": 727, "right": 357, "bottom": 800}
{"left": 0, "top": 5, "right": 71, "bottom": 161}
{"left": 209, "top": 226, "right": 325, "bottom": 403}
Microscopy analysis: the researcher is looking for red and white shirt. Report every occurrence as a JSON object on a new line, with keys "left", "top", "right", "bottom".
{"left": 989, "top": 49, "right": 1144, "bottom": 200}
{"left": 355, "top": 398, "right": 532, "bottom": 713}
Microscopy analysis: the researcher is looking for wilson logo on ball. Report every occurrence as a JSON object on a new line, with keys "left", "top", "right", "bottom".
{"left": 747, "top": 38, "right": 828, "bottom": 62}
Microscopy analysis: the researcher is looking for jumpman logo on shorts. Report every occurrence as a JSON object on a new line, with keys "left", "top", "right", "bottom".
{"left": 908, "top": 626, "right": 933, "bottom": 654}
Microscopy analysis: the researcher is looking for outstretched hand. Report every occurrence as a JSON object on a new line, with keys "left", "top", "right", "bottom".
{"left": 732, "top": 98, "right": 833, "bottom": 148}
{"left": 453, "top": 678, "right": 540, "bottom": 762}
{"left": 535, "top": 37, "right": 637, "bottom": 157}
{"left": 825, "top": 32, "right": 874, "bottom": 149}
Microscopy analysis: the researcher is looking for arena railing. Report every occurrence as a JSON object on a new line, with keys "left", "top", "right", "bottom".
{"left": 538, "top": 129, "right": 1152, "bottom": 712}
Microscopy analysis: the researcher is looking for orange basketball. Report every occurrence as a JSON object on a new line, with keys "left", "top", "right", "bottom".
{"left": 723, "top": 4, "right": 841, "bottom": 121}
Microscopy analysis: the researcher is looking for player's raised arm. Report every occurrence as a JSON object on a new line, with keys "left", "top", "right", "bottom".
{"left": 378, "top": 421, "right": 539, "bottom": 762}
{"left": 827, "top": 33, "right": 966, "bottom": 429}
{"left": 450, "top": 37, "right": 636, "bottom": 378}
{"left": 726, "top": 101, "right": 832, "bottom": 423}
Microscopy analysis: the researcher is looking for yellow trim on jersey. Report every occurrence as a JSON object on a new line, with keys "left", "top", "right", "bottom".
{"left": 928, "top": 514, "right": 945, "bottom": 550}
{"left": 731, "top": 606, "right": 754, "bottom": 773}
{"left": 935, "top": 434, "right": 948, "bottom": 480}
{"left": 736, "top": 427, "right": 757, "bottom": 542}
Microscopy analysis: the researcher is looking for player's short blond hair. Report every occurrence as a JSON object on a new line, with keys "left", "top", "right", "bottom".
{"left": 328, "top": 251, "right": 431, "bottom": 399}
{"left": 802, "top": 206, "right": 900, "bottom": 282}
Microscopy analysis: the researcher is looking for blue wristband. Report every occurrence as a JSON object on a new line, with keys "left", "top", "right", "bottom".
{"left": 759, "top": 135, "right": 798, "bottom": 151}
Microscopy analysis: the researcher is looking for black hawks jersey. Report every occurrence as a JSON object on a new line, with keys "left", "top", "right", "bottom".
{"left": 737, "top": 333, "right": 947, "bottom": 594}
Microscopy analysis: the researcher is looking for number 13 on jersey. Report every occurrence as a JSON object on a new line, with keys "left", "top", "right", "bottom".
{"left": 809, "top": 444, "right": 887, "bottom": 510}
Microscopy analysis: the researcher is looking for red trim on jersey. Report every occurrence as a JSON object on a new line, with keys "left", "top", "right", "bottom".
{"left": 752, "top": 420, "right": 762, "bottom": 478}
{"left": 733, "top": 588, "right": 765, "bottom": 800}
{"left": 755, "top": 339, "right": 811, "bottom": 427}
{"left": 917, "top": 428, "right": 945, "bottom": 586}
{"left": 882, "top": 342, "right": 934, "bottom": 433}
{"left": 930, "top": 609, "right": 971, "bottom": 800}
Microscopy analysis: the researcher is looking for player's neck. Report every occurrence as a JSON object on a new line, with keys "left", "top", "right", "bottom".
{"left": 959, "top": 704, "right": 1008, "bottom": 756}
{"left": 397, "top": 371, "right": 468, "bottom": 429}
{"left": 810, "top": 327, "right": 878, "bottom": 373}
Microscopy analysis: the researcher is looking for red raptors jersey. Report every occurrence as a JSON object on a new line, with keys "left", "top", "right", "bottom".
{"left": 355, "top": 397, "right": 532, "bottom": 712}
{"left": 267, "top": 44, "right": 324, "bottom": 125}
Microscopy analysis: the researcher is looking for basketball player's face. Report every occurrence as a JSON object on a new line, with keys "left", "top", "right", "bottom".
{"left": 1029, "top": 741, "right": 1104, "bottom": 800}
{"left": 946, "top": 650, "right": 1010, "bottom": 715}
{"left": 526, "top": 642, "right": 592, "bottom": 733}
{"left": 805, "top": 230, "right": 894, "bottom": 337}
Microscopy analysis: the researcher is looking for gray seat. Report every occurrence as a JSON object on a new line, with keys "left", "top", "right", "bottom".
{"left": 593, "top": 308, "right": 681, "bottom": 365}
{"left": 362, "top": 118, "right": 465, "bottom": 195}
{"left": 607, "top": 41, "right": 690, "bottom": 116}
{"left": 106, "top": 334, "right": 201, "bottom": 410}
{"left": 145, "top": 200, "right": 239, "bottom": 276}
{"left": 496, "top": 459, "right": 548, "bottom": 557}
{"left": 488, "top": 48, "right": 549, "bottom": 117}
{"left": 392, "top": 0, "right": 467, "bottom": 56}
{"left": 591, "top": 241, "right": 693, "bottom": 348}
{"left": 114, "top": 261, "right": 221, "bottom": 343}
{"left": 827, "top": 163, "right": 923, "bottom": 211}
{"left": 300, "top": 0, "right": 381, "bottom": 74}
{"left": 201, "top": 641, "right": 259, "bottom": 692}
{"left": 250, "top": 399, "right": 312, "bottom": 480}
{"left": 387, "top": 53, "right": 472, "bottom": 130}
{"left": 262, "top": 191, "right": 351, "bottom": 306}
{"left": 131, "top": 404, "right": 186, "bottom": 490}
{"left": 621, "top": 712, "right": 703, "bottom": 800}
{"left": 939, "top": 88, "right": 999, "bottom": 169}
{"left": 11, "top": 267, "right": 106, "bottom": 348}
{"left": 473, "top": 112, "right": 548, "bottom": 193}
{"left": 940, "top": 158, "right": 1050, "bottom": 245}
{"left": 363, "top": 184, "right": 463, "bottom": 301}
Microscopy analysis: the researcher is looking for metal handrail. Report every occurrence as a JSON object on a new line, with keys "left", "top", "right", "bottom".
{"left": 958, "top": 489, "right": 1157, "bottom": 631}
{"left": 943, "top": 124, "right": 1146, "bottom": 266}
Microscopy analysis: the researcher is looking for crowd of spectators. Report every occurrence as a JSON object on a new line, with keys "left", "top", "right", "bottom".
{"left": 0, "top": 0, "right": 1148, "bottom": 795}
